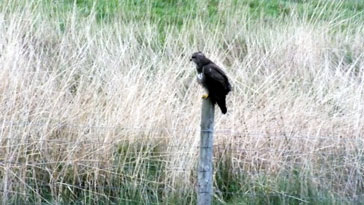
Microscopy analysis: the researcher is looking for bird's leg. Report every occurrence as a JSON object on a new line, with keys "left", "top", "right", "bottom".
{"left": 202, "top": 94, "right": 209, "bottom": 99}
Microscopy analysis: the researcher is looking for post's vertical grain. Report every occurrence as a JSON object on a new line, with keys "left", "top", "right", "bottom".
{"left": 198, "top": 98, "right": 215, "bottom": 205}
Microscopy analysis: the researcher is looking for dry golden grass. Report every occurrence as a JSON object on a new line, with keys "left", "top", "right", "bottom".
{"left": 0, "top": 1, "right": 363, "bottom": 203}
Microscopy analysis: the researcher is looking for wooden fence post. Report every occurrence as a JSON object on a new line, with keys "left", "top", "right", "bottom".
{"left": 198, "top": 98, "right": 215, "bottom": 205}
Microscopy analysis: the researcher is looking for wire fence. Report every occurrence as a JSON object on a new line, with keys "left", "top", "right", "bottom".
{"left": 0, "top": 183, "right": 358, "bottom": 204}
{"left": 0, "top": 185, "right": 326, "bottom": 205}
{"left": 0, "top": 120, "right": 363, "bottom": 203}
{"left": 0, "top": 120, "right": 362, "bottom": 167}
{"left": 1, "top": 120, "right": 357, "bottom": 140}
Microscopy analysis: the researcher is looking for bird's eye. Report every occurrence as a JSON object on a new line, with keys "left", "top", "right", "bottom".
{"left": 192, "top": 56, "right": 196, "bottom": 59}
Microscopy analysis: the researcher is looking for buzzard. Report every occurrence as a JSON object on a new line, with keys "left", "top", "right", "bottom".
{"left": 190, "top": 52, "right": 231, "bottom": 114}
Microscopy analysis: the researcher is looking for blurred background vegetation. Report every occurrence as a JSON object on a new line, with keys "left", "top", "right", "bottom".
{"left": 50, "top": 0, "right": 364, "bottom": 21}
{"left": 0, "top": 0, "right": 363, "bottom": 204}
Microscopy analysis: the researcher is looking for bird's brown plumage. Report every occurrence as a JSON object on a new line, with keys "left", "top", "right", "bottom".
{"left": 190, "top": 52, "right": 231, "bottom": 114}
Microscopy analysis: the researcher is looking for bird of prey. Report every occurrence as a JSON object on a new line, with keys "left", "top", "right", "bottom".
{"left": 190, "top": 51, "right": 232, "bottom": 114}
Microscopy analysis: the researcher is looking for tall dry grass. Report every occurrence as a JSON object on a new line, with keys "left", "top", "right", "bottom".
{"left": 0, "top": 1, "right": 363, "bottom": 203}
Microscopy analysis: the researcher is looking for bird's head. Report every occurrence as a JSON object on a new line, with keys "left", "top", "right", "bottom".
{"left": 190, "top": 51, "right": 208, "bottom": 66}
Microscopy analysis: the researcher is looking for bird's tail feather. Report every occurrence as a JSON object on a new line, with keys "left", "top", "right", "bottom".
{"left": 217, "top": 98, "right": 227, "bottom": 114}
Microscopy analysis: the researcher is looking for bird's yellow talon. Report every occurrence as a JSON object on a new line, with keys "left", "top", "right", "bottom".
{"left": 202, "top": 94, "right": 209, "bottom": 99}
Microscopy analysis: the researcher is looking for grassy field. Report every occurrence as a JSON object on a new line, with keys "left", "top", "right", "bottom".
{"left": 0, "top": 0, "right": 363, "bottom": 204}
